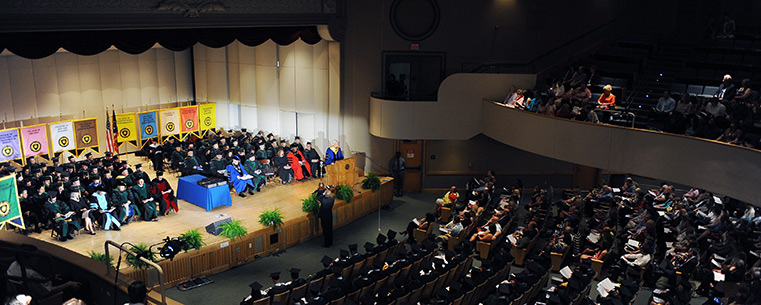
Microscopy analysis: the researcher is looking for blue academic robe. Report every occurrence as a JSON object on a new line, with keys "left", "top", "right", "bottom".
{"left": 324, "top": 147, "right": 344, "bottom": 165}
{"left": 226, "top": 164, "right": 254, "bottom": 193}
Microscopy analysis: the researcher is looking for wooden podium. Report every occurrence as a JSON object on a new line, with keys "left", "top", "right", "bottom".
{"left": 326, "top": 157, "right": 357, "bottom": 186}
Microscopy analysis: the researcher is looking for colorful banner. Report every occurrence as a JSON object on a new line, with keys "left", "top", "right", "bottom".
{"left": 159, "top": 108, "right": 180, "bottom": 137}
{"left": 0, "top": 174, "right": 23, "bottom": 230}
{"left": 139, "top": 111, "right": 158, "bottom": 143}
{"left": 0, "top": 129, "right": 22, "bottom": 163}
{"left": 50, "top": 120, "right": 75, "bottom": 153}
{"left": 20, "top": 124, "right": 49, "bottom": 159}
{"left": 73, "top": 118, "right": 99, "bottom": 150}
{"left": 199, "top": 103, "right": 216, "bottom": 131}
{"left": 180, "top": 106, "right": 199, "bottom": 133}
{"left": 116, "top": 112, "right": 138, "bottom": 146}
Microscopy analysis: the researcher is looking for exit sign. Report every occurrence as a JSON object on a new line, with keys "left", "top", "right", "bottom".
{"left": 410, "top": 43, "right": 419, "bottom": 50}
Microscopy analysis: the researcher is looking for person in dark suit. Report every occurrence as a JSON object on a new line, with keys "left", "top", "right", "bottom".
{"left": 317, "top": 189, "right": 335, "bottom": 248}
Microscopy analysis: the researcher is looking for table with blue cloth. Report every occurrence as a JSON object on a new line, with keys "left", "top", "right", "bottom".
{"left": 176, "top": 174, "right": 233, "bottom": 212}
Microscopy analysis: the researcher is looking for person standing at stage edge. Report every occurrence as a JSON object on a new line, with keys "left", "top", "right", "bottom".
{"left": 317, "top": 187, "right": 335, "bottom": 248}
{"left": 324, "top": 140, "right": 344, "bottom": 165}
{"left": 389, "top": 152, "right": 405, "bottom": 197}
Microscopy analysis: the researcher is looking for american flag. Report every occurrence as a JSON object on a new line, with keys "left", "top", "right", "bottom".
{"left": 105, "top": 110, "right": 116, "bottom": 153}
{"left": 112, "top": 110, "right": 119, "bottom": 151}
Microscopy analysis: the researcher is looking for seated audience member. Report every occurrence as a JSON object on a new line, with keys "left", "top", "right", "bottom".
{"left": 470, "top": 224, "right": 498, "bottom": 243}
{"left": 435, "top": 186, "right": 459, "bottom": 216}
{"left": 502, "top": 86, "right": 516, "bottom": 105}
{"left": 597, "top": 84, "right": 616, "bottom": 109}
{"left": 125, "top": 281, "right": 148, "bottom": 305}
{"left": 714, "top": 74, "right": 736, "bottom": 103}
{"left": 400, "top": 213, "right": 435, "bottom": 243}
{"left": 183, "top": 150, "right": 203, "bottom": 176}
{"left": 653, "top": 91, "right": 675, "bottom": 123}
{"left": 571, "top": 84, "right": 592, "bottom": 104}
{"left": 242, "top": 154, "right": 266, "bottom": 192}
{"left": 6, "top": 245, "right": 83, "bottom": 301}
{"left": 438, "top": 215, "right": 464, "bottom": 242}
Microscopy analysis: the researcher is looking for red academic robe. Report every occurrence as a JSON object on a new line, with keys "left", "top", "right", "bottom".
{"left": 286, "top": 150, "right": 311, "bottom": 180}
{"left": 152, "top": 178, "right": 178, "bottom": 213}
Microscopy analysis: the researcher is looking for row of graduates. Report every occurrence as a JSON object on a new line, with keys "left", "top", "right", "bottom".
{"left": 242, "top": 230, "right": 510, "bottom": 305}
{"left": 18, "top": 169, "right": 177, "bottom": 241}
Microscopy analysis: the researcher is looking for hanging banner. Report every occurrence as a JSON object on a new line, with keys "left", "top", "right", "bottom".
{"left": 0, "top": 174, "right": 24, "bottom": 230}
{"left": 199, "top": 103, "right": 216, "bottom": 133}
{"left": 0, "top": 128, "right": 22, "bottom": 164}
{"left": 115, "top": 112, "right": 138, "bottom": 147}
{"left": 73, "top": 118, "right": 99, "bottom": 154}
{"left": 139, "top": 110, "right": 158, "bottom": 146}
{"left": 180, "top": 106, "right": 199, "bottom": 134}
{"left": 20, "top": 124, "right": 50, "bottom": 159}
{"left": 50, "top": 120, "right": 75, "bottom": 153}
{"left": 159, "top": 108, "right": 180, "bottom": 138}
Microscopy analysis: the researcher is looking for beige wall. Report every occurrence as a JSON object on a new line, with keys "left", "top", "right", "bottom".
{"left": 193, "top": 40, "right": 340, "bottom": 152}
{"left": 370, "top": 73, "right": 535, "bottom": 139}
{"left": 0, "top": 47, "right": 193, "bottom": 155}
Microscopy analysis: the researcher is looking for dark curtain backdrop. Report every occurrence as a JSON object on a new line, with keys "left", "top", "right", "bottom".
{"left": 0, "top": 26, "right": 321, "bottom": 59}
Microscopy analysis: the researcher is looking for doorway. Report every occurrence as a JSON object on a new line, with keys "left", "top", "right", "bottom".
{"left": 398, "top": 140, "right": 423, "bottom": 192}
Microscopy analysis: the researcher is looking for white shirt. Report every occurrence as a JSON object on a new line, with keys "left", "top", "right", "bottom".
{"left": 656, "top": 97, "right": 676, "bottom": 112}
{"left": 6, "top": 261, "right": 52, "bottom": 297}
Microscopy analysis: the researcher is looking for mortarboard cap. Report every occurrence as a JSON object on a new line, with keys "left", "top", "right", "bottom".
{"left": 364, "top": 242, "right": 375, "bottom": 252}
{"left": 397, "top": 247, "right": 408, "bottom": 256}
{"left": 321, "top": 255, "right": 332, "bottom": 267}
{"left": 135, "top": 164, "right": 142, "bottom": 169}
{"left": 387, "top": 230, "right": 397, "bottom": 240}
{"left": 386, "top": 253, "right": 397, "bottom": 262}
{"left": 330, "top": 266, "right": 343, "bottom": 276}
{"left": 393, "top": 275, "right": 405, "bottom": 286}
{"left": 339, "top": 249, "right": 349, "bottom": 258}
{"left": 248, "top": 282, "right": 263, "bottom": 291}
{"left": 348, "top": 244, "right": 358, "bottom": 252}
{"left": 156, "top": 171, "right": 164, "bottom": 176}
{"left": 289, "top": 268, "right": 301, "bottom": 275}
{"left": 548, "top": 293, "right": 561, "bottom": 304}
{"left": 269, "top": 272, "right": 280, "bottom": 280}
{"left": 105, "top": 152, "right": 113, "bottom": 156}
{"left": 84, "top": 153, "right": 92, "bottom": 158}
{"left": 376, "top": 234, "right": 386, "bottom": 244}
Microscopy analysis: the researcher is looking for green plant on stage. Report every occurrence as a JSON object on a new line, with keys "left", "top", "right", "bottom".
{"left": 88, "top": 251, "right": 114, "bottom": 269}
{"left": 335, "top": 184, "right": 354, "bottom": 203}
{"left": 361, "top": 171, "right": 381, "bottom": 192}
{"left": 179, "top": 229, "right": 205, "bottom": 251}
{"left": 220, "top": 219, "right": 248, "bottom": 240}
{"left": 259, "top": 207, "right": 284, "bottom": 229}
{"left": 126, "top": 244, "right": 157, "bottom": 270}
{"left": 302, "top": 193, "right": 320, "bottom": 214}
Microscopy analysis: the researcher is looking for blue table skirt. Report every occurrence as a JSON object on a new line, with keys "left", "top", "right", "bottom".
{"left": 176, "top": 174, "right": 233, "bottom": 212}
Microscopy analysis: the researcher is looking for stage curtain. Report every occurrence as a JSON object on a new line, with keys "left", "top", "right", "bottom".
{"left": 0, "top": 26, "right": 320, "bottom": 59}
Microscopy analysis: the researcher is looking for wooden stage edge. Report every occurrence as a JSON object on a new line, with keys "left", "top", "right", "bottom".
{"left": 21, "top": 155, "right": 394, "bottom": 290}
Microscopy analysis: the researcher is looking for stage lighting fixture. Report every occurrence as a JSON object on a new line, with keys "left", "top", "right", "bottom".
{"left": 159, "top": 237, "right": 185, "bottom": 261}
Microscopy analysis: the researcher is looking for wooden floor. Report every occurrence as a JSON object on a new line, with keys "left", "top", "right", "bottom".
{"left": 27, "top": 154, "right": 329, "bottom": 257}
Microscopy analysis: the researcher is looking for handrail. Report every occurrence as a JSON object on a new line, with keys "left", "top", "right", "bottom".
{"left": 104, "top": 240, "right": 167, "bottom": 305}
{"left": 461, "top": 18, "right": 619, "bottom": 74}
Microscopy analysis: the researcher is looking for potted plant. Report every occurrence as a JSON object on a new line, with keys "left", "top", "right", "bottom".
{"left": 335, "top": 184, "right": 354, "bottom": 203}
{"left": 88, "top": 251, "right": 114, "bottom": 269}
{"left": 361, "top": 171, "right": 381, "bottom": 192}
{"left": 219, "top": 219, "right": 248, "bottom": 241}
{"left": 302, "top": 193, "right": 320, "bottom": 214}
{"left": 126, "top": 244, "right": 157, "bottom": 270}
{"left": 179, "top": 229, "right": 205, "bottom": 251}
{"left": 259, "top": 207, "right": 284, "bottom": 229}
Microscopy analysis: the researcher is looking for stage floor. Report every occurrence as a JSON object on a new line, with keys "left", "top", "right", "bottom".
{"left": 28, "top": 154, "right": 328, "bottom": 258}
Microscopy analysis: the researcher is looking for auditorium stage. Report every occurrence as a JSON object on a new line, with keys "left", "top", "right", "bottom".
{"left": 25, "top": 154, "right": 394, "bottom": 288}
